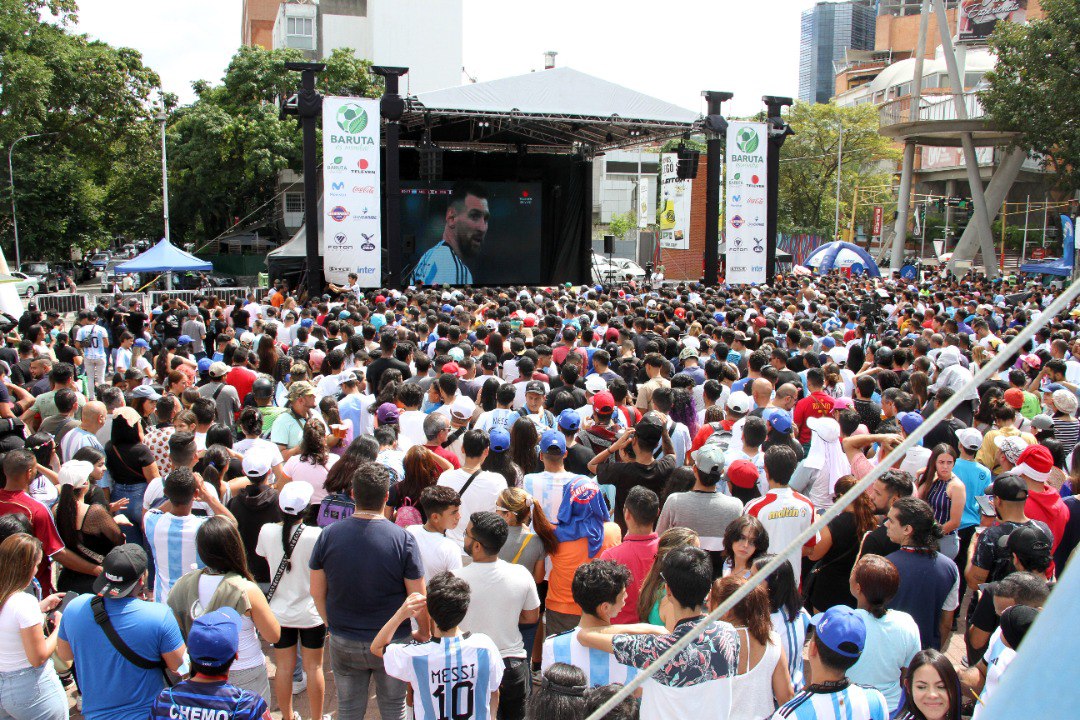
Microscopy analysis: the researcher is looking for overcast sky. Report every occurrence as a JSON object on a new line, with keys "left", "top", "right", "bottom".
{"left": 73, "top": 0, "right": 814, "bottom": 117}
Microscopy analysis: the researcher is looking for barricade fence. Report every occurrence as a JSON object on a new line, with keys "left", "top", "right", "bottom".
{"left": 584, "top": 275, "right": 1080, "bottom": 720}
{"left": 147, "top": 287, "right": 256, "bottom": 307}
{"left": 34, "top": 294, "right": 88, "bottom": 316}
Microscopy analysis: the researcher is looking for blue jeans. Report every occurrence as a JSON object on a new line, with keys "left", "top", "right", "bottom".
{"left": 0, "top": 663, "right": 68, "bottom": 720}
{"left": 328, "top": 634, "right": 405, "bottom": 720}
{"left": 111, "top": 482, "right": 146, "bottom": 548}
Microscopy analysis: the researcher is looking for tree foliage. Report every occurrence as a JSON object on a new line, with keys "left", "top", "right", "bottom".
{"left": 777, "top": 102, "right": 899, "bottom": 236}
{"left": 167, "top": 46, "right": 383, "bottom": 246}
{"left": 982, "top": 0, "right": 1080, "bottom": 189}
{"left": 0, "top": 0, "right": 164, "bottom": 260}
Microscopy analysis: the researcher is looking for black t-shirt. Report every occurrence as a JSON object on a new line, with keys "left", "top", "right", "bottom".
{"left": 55, "top": 344, "right": 79, "bottom": 367}
{"left": 809, "top": 512, "right": 859, "bottom": 612}
{"left": 226, "top": 489, "right": 282, "bottom": 584}
{"left": 860, "top": 520, "right": 899, "bottom": 558}
{"left": 922, "top": 416, "right": 966, "bottom": 453}
{"left": 0, "top": 346, "right": 17, "bottom": 366}
{"left": 854, "top": 399, "right": 883, "bottom": 433}
{"left": 971, "top": 517, "right": 1053, "bottom": 583}
{"left": 160, "top": 312, "right": 181, "bottom": 339}
{"left": 10, "top": 360, "right": 32, "bottom": 388}
{"left": 126, "top": 311, "right": 148, "bottom": 337}
{"left": 366, "top": 357, "right": 412, "bottom": 392}
{"left": 597, "top": 455, "right": 677, "bottom": 529}
{"left": 565, "top": 443, "right": 595, "bottom": 477}
{"left": 104, "top": 442, "right": 155, "bottom": 485}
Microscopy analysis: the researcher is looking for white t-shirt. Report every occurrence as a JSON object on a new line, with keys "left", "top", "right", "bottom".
{"left": 384, "top": 634, "right": 504, "bottom": 720}
{"left": 406, "top": 525, "right": 463, "bottom": 581}
{"left": 255, "top": 523, "right": 323, "bottom": 628}
{"left": 0, "top": 592, "right": 42, "bottom": 671}
{"left": 397, "top": 410, "right": 427, "bottom": 450}
{"left": 283, "top": 454, "right": 339, "bottom": 505}
{"left": 452, "top": 560, "right": 540, "bottom": 658}
{"left": 972, "top": 627, "right": 1015, "bottom": 720}
{"left": 437, "top": 469, "right": 506, "bottom": 547}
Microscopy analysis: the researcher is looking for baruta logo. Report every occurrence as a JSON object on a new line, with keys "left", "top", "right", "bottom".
{"left": 735, "top": 127, "right": 759, "bottom": 154}
{"left": 336, "top": 104, "right": 368, "bottom": 133}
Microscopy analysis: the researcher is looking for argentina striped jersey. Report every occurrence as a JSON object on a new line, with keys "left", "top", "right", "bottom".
{"left": 542, "top": 628, "right": 639, "bottom": 687}
{"left": 411, "top": 241, "right": 474, "bottom": 285}
{"left": 771, "top": 683, "right": 888, "bottom": 720}
{"left": 383, "top": 634, "right": 503, "bottom": 720}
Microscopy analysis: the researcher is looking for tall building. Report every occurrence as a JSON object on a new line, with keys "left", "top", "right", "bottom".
{"left": 798, "top": 0, "right": 876, "bottom": 104}
{"left": 241, "top": 0, "right": 282, "bottom": 49}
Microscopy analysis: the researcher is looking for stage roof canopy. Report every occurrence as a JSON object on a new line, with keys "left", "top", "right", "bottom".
{"left": 400, "top": 67, "right": 701, "bottom": 154}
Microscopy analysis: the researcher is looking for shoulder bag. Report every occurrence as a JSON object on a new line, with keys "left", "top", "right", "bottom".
{"left": 266, "top": 523, "right": 305, "bottom": 602}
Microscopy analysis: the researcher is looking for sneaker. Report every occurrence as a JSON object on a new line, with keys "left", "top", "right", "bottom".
{"left": 290, "top": 713, "right": 302, "bottom": 720}
{"left": 292, "top": 671, "right": 307, "bottom": 695}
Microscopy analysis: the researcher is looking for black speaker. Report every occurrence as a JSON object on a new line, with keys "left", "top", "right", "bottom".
{"left": 603, "top": 234, "right": 615, "bottom": 255}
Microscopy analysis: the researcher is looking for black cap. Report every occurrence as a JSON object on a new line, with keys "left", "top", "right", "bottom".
{"left": 525, "top": 380, "right": 545, "bottom": 395}
{"left": 481, "top": 353, "right": 498, "bottom": 370}
{"left": 93, "top": 544, "right": 148, "bottom": 599}
{"left": 999, "top": 604, "right": 1039, "bottom": 649}
{"left": 993, "top": 474, "right": 1029, "bottom": 502}
{"left": 1006, "top": 525, "right": 1052, "bottom": 559}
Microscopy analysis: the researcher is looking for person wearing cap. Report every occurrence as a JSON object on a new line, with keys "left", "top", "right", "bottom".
{"left": 1048, "top": 386, "right": 1080, "bottom": 455}
{"left": 522, "top": 427, "right": 588, "bottom": 529}
{"left": 438, "top": 429, "right": 511, "bottom": 548}
{"left": 270, "top": 380, "right": 318, "bottom": 461}
{"left": 590, "top": 420, "right": 677, "bottom": 530}
{"left": 1011, "top": 443, "right": 1070, "bottom": 552}
{"left": 557, "top": 408, "right": 595, "bottom": 476}
{"left": 75, "top": 311, "right": 110, "bottom": 401}
{"left": 658, "top": 443, "right": 743, "bottom": 572}
{"left": 579, "top": 390, "right": 621, "bottom": 456}
{"left": 770, "top": 605, "right": 888, "bottom": 720}
{"left": 147, "top": 607, "right": 269, "bottom": 720}
{"left": 225, "top": 446, "right": 282, "bottom": 585}
{"left": 197, "top": 360, "right": 241, "bottom": 427}
{"left": 57, "top": 544, "right": 187, "bottom": 720}
{"left": 677, "top": 345, "right": 705, "bottom": 385}
{"left": 519, "top": 379, "right": 556, "bottom": 430}
{"left": 579, "top": 546, "right": 743, "bottom": 720}
{"left": 976, "top": 400, "right": 1036, "bottom": 475}
{"left": 52, "top": 458, "right": 126, "bottom": 594}
{"left": 256, "top": 480, "right": 327, "bottom": 720}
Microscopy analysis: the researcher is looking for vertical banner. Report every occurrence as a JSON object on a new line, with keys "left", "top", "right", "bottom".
{"left": 637, "top": 177, "right": 651, "bottom": 229}
{"left": 725, "top": 121, "right": 768, "bottom": 285}
{"left": 659, "top": 154, "right": 691, "bottom": 249}
{"left": 872, "top": 206, "right": 883, "bottom": 236}
{"left": 322, "top": 96, "right": 381, "bottom": 287}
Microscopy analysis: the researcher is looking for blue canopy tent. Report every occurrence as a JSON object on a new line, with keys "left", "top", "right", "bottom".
{"left": 116, "top": 238, "right": 212, "bottom": 289}
{"left": 1020, "top": 215, "right": 1074, "bottom": 278}
{"left": 803, "top": 241, "right": 882, "bottom": 277}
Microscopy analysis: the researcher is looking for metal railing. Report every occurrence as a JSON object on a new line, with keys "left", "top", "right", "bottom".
{"left": 585, "top": 276, "right": 1080, "bottom": 720}
{"left": 879, "top": 91, "right": 986, "bottom": 128}
{"left": 147, "top": 287, "right": 256, "bottom": 307}
{"left": 34, "top": 293, "right": 88, "bottom": 316}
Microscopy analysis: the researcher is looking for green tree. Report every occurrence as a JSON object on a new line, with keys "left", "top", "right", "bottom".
{"left": 167, "top": 46, "right": 383, "bottom": 246}
{"left": 777, "top": 102, "right": 900, "bottom": 236}
{"left": 0, "top": 0, "right": 164, "bottom": 260}
{"left": 982, "top": 0, "right": 1080, "bottom": 189}
{"left": 608, "top": 211, "right": 636, "bottom": 241}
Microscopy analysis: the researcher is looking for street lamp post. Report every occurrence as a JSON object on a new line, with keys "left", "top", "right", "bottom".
{"left": 833, "top": 119, "right": 843, "bottom": 241}
{"left": 7, "top": 132, "right": 57, "bottom": 269}
{"left": 157, "top": 111, "right": 171, "bottom": 243}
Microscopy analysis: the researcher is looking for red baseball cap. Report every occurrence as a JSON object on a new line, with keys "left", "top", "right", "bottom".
{"left": 375, "top": 295, "right": 386, "bottom": 304}
{"left": 727, "top": 459, "right": 760, "bottom": 489}
{"left": 441, "top": 362, "right": 466, "bottom": 377}
{"left": 591, "top": 391, "right": 616, "bottom": 415}
{"left": 1003, "top": 388, "right": 1025, "bottom": 410}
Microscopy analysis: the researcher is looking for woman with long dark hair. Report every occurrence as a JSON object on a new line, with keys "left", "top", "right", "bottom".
{"left": 899, "top": 649, "right": 962, "bottom": 720}
{"left": 637, "top": 526, "right": 699, "bottom": 625}
{"left": 281, "top": 418, "right": 338, "bottom": 506}
{"left": 256, "top": 324, "right": 280, "bottom": 375}
{"left": 52, "top": 459, "right": 125, "bottom": 593}
{"left": 527, "top": 663, "right": 587, "bottom": 720}
{"left": 752, "top": 554, "right": 811, "bottom": 693}
{"left": 805, "top": 474, "right": 877, "bottom": 612}
{"left": 478, "top": 376, "right": 502, "bottom": 413}
{"left": 167, "top": 516, "right": 280, "bottom": 702}
{"left": 509, "top": 417, "right": 541, "bottom": 475}
{"left": 105, "top": 406, "right": 159, "bottom": 545}
{"left": 482, "top": 427, "right": 522, "bottom": 487}
{"left": 256, "top": 482, "right": 326, "bottom": 720}
{"left": 0, "top": 534, "right": 67, "bottom": 720}
{"left": 720, "top": 515, "right": 770, "bottom": 580}
{"left": 388, "top": 445, "right": 446, "bottom": 523}
{"left": 710, "top": 576, "right": 794, "bottom": 720}
{"left": 847, "top": 554, "right": 922, "bottom": 715}
{"left": 916, "top": 444, "right": 965, "bottom": 560}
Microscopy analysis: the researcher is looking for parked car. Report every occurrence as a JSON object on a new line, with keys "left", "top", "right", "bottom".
{"left": 88, "top": 253, "right": 110, "bottom": 271}
{"left": 7, "top": 272, "right": 41, "bottom": 298}
{"left": 19, "top": 262, "right": 60, "bottom": 293}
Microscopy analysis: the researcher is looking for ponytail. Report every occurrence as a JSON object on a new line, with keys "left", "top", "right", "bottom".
{"left": 528, "top": 500, "right": 560, "bottom": 555}
{"left": 280, "top": 512, "right": 304, "bottom": 573}
{"left": 54, "top": 484, "right": 79, "bottom": 550}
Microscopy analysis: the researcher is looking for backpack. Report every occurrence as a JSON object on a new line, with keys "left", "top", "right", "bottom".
{"left": 394, "top": 496, "right": 423, "bottom": 528}
{"left": 317, "top": 493, "right": 355, "bottom": 528}
{"left": 703, "top": 421, "right": 733, "bottom": 454}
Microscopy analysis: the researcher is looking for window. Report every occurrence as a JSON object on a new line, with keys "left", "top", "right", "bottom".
{"left": 287, "top": 17, "right": 313, "bottom": 37}
{"left": 285, "top": 193, "right": 305, "bottom": 213}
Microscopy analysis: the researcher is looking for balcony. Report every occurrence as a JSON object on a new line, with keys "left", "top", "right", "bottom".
{"left": 878, "top": 91, "right": 1019, "bottom": 147}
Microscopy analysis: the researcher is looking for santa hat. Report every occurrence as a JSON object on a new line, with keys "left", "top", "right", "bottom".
{"left": 1013, "top": 444, "right": 1053, "bottom": 484}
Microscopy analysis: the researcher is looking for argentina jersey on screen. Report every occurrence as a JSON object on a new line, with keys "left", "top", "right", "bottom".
{"left": 411, "top": 241, "right": 474, "bottom": 285}
{"left": 542, "top": 628, "right": 638, "bottom": 687}
{"left": 383, "top": 635, "right": 503, "bottom": 720}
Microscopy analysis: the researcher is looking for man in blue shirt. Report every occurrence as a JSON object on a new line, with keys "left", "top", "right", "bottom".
{"left": 149, "top": 608, "right": 271, "bottom": 720}
{"left": 57, "top": 544, "right": 186, "bottom": 720}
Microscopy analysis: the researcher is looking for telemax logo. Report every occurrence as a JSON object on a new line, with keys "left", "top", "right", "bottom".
{"left": 329, "top": 206, "right": 349, "bottom": 222}
{"left": 731, "top": 215, "right": 744, "bottom": 228}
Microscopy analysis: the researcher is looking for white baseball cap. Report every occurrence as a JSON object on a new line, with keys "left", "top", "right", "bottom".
{"left": 58, "top": 460, "right": 94, "bottom": 489}
{"left": 956, "top": 427, "right": 983, "bottom": 451}
{"left": 449, "top": 395, "right": 476, "bottom": 423}
{"left": 241, "top": 446, "right": 275, "bottom": 479}
{"left": 278, "top": 481, "right": 314, "bottom": 514}
{"left": 726, "top": 391, "right": 752, "bottom": 415}
{"left": 584, "top": 375, "right": 608, "bottom": 394}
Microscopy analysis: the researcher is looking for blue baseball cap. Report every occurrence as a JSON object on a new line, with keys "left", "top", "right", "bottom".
{"left": 1044, "top": 383, "right": 1064, "bottom": 393}
{"left": 558, "top": 408, "right": 581, "bottom": 432}
{"left": 763, "top": 408, "right": 793, "bottom": 434}
{"left": 821, "top": 337, "right": 836, "bottom": 349}
{"left": 540, "top": 429, "right": 566, "bottom": 455}
{"left": 177, "top": 335, "right": 192, "bottom": 346}
{"left": 489, "top": 428, "right": 511, "bottom": 453}
{"left": 441, "top": 304, "right": 453, "bottom": 313}
{"left": 809, "top": 605, "right": 866, "bottom": 658}
{"left": 300, "top": 318, "right": 314, "bottom": 328}
{"left": 133, "top": 338, "right": 150, "bottom": 349}
{"left": 897, "top": 411, "right": 923, "bottom": 435}
{"left": 197, "top": 358, "right": 212, "bottom": 374}
{"left": 187, "top": 607, "right": 242, "bottom": 668}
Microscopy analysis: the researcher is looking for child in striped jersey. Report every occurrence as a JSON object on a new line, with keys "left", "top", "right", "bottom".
{"left": 374, "top": 572, "right": 503, "bottom": 720}
{"left": 542, "top": 560, "right": 642, "bottom": 687}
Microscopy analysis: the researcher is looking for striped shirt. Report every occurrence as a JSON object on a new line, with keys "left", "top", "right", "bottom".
{"left": 542, "top": 628, "right": 638, "bottom": 687}
{"left": 143, "top": 510, "right": 206, "bottom": 604}
{"left": 411, "top": 241, "right": 473, "bottom": 285}
{"left": 770, "top": 682, "right": 888, "bottom": 719}
{"left": 771, "top": 608, "right": 811, "bottom": 693}
{"left": 150, "top": 679, "right": 270, "bottom": 720}
{"left": 744, "top": 487, "right": 818, "bottom": 583}
{"left": 383, "top": 634, "right": 503, "bottom": 720}
{"left": 523, "top": 471, "right": 587, "bottom": 525}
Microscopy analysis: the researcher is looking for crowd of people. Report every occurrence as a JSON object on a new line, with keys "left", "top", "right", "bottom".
{"left": 0, "top": 269, "right": 1074, "bottom": 720}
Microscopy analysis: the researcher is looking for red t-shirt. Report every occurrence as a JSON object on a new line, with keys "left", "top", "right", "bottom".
{"left": 600, "top": 532, "right": 660, "bottom": 624}
{"left": 792, "top": 391, "right": 836, "bottom": 444}
{"left": 0, "top": 489, "right": 65, "bottom": 595}
{"left": 226, "top": 366, "right": 258, "bottom": 403}
{"left": 425, "top": 443, "right": 461, "bottom": 470}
